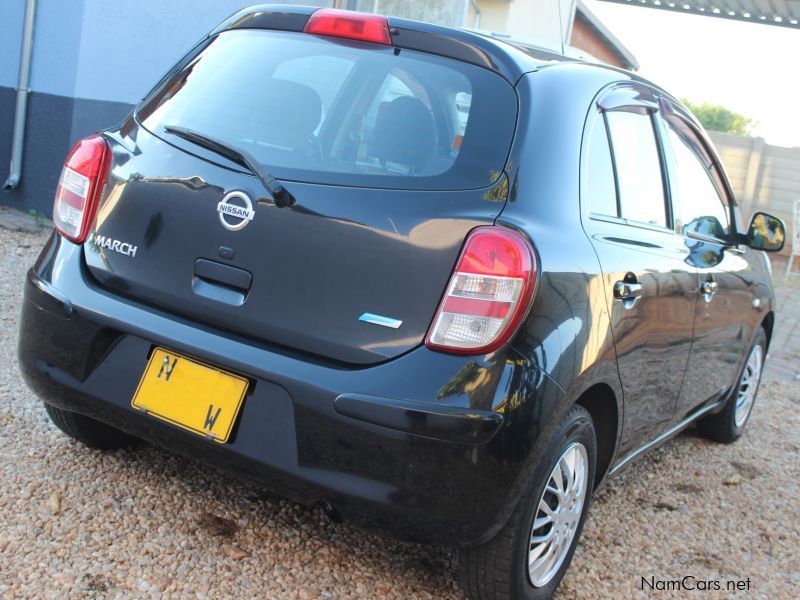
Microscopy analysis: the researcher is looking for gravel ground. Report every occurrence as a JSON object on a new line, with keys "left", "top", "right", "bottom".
{"left": 1, "top": 225, "right": 799, "bottom": 599}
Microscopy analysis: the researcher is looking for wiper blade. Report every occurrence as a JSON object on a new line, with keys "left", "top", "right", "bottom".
{"left": 163, "top": 125, "right": 295, "bottom": 208}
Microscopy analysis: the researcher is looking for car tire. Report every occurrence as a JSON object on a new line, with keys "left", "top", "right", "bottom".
{"left": 696, "top": 327, "right": 767, "bottom": 444}
{"left": 44, "top": 402, "right": 138, "bottom": 450}
{"left": 459, "top": 404, "right": 597, "bottom": 600}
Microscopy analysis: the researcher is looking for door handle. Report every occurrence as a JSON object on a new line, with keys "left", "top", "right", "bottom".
{"left": 192, "top": 259, "right": 252, "bottom": 306}
{"left": 701, "top": 279, "right": 718, "bottom": 302}
{"left": 195, "top": 259, "right": 252, "bottom": 290}
{"left": 613, "top": 280, "right": 643, "bottom": 309}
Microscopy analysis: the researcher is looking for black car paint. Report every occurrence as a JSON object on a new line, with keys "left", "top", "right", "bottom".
{"left": 504, "top": 66, "right": 773, "bottom": 457}
{"left": 21, "top": 234, "right": 561, "bottom": 546}
{"left": 18, "top": 7, "right": 774, "bottom": 547}
{"left": 86, "top": 124, "right": 512, "bottom": 365}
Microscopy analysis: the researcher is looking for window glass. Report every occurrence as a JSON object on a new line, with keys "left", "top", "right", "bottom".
{"left": 357, "top": 71, "right": 434, "bottom": 175}
{"left": 138, "top": 29, "right": 517, "bottom": 190}
{"left": 272, "top": 55, "right": 354, "bottom": 136}
{"left": 454, "top": 91, "right": 472, "bottom": 137}
{"left": 585, "top": 115, "right": 618, "bottom": 217}
{"left": 664, "top": 120, "right": 730, "bottom": 240}
{"left": 606, "top": 111, "right": 667, "bottom": 227}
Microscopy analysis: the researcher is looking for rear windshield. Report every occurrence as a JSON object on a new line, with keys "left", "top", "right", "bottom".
{"left": 137, "top": 30, "right": 517, "bottom": 190}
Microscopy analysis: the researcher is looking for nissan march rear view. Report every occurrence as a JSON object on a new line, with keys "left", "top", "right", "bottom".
{"left": 18, "top": 6, "right": 787, "bottom": 599}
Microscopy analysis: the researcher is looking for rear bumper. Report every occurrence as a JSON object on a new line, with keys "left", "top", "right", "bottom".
{"left": 18, "top": 234, "right": 562, "bottom": 546}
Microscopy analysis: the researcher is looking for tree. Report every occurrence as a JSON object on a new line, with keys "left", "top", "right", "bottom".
{"left": 681, "top": 99, "right": 755, "bottom": 137}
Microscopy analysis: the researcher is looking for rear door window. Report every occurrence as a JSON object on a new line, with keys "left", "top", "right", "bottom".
{"left": 606, "top": 111, "right": 668, "bottom": 228}
{"left": 137, "top": 29, "right": 517, "bottom": 190}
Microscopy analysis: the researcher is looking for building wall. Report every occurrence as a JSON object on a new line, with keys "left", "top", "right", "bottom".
{"left": 474, "top": 0, "right": 573, "bottom": 49}
{"left": 709, "top": 131, "right": 799, "bottom": 256}
{"left": 351, "top": 0, "right": 467, "bottom": 25}
{"left": 471, "top": 2, "right": 511, "bottom": 32}
{"left": 569, "top": 12, "right": 625, "bottom": 68}
{"left": 0, "top": 0, "right": 327, "bottom": 214}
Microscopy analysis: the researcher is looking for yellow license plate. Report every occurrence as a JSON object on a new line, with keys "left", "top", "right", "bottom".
{"left": 131, "top": 348, "right": 248, "bottom": 443}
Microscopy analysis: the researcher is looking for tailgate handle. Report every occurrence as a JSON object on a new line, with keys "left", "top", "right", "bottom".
{"left": 194, "top": 259, "right": 252, "bottom": 291}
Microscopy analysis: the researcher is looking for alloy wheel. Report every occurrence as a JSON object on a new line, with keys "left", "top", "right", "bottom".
{"left": 734, "top": 344, "right": 763, "bottom": 428}
{"left": 527, "top": 442, "right": 589, "bottom": 587}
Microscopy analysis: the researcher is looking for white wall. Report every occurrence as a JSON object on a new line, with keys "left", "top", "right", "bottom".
{"left": 73, "top": 0, "right": 328, "bottom": 104}
{"left": 474, "top": 0, "right": 575, "bottom": 49}
{"left": 1, "top": 0, "right": 329, "bottom": 103}
{"left": 352, "top": 0, "right": 468, "bottom": 25}
{"left": 1, "top": 0, "right": 83, "bottom": 95}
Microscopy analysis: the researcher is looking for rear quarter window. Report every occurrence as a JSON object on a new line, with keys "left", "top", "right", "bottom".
{"left": 605, "top": 111, "right": 668, "bottom": 228}
{"left": 137, "top": 30, "right": 517, "bottom": 191}
{"left": 585, "top": 114, "right": 618, "bottom": 218}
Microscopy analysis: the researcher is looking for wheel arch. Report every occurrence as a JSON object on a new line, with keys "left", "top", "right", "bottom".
{"left": 761, "top": 310, "right": 775, "bottom": 350}
{"left": 574, "top": 382, "right": 619, "bottom": 488}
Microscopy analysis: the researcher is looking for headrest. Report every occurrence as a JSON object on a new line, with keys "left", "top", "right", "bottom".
{"left": 369, "top": 96, "right": 436, "bottom": 173}
{"left": 256, "top": 79, "right": 323, "bottom": 143}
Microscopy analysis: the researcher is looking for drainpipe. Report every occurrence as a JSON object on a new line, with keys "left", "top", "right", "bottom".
{"left": 3, "top": 0, "right": 37, "bottom": 191}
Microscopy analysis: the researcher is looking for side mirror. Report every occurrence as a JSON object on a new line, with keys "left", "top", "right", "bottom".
{"left": 744, "top": 212, "right": 786, "bottom": 253}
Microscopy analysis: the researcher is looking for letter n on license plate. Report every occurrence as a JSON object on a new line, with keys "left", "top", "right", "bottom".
{"left": 131, "top": 348, "right": 248, "bottom": 443}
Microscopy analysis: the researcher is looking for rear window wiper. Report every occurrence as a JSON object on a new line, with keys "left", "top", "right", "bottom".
{"left": 163, "top": 125, "right": 295, "bottom": 208}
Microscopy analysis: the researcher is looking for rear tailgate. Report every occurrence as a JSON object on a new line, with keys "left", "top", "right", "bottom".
{"left": 83, "top": 26, "right": 518, "bottom": 365}
{"left": 86, "top": 129, "right": 508, "bottom": 364}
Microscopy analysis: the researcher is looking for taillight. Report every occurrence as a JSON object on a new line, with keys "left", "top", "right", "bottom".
{"left": 53, "top": 135, "right": 110, "bottom": 243}
{"left": 425, "top": 227, "right": 537, "bottom": 355}
{"left": 303, "top": 8, "right": 392, "bottom": 45}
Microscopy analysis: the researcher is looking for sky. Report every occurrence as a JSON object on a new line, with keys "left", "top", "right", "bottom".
{"left": 584, "top": 0, "right": 800, "bottom": 147}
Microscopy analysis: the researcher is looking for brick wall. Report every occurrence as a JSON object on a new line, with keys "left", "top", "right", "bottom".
{"left": 569, "top": 12, "right": 626, "bottom": 69}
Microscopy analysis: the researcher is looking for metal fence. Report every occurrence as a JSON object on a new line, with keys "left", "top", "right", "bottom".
{"left": 709, "top": 131, "right": 799, "bottom": 255}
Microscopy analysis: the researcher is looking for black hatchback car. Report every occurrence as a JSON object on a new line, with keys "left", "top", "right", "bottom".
{"left": 19, "top": 6, "right": 786, "bottom": 599}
